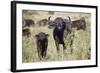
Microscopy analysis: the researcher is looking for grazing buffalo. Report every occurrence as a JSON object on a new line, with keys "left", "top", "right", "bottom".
{"left": 48, "top": 16, "right": 72, "bottom": 52}
{"left": 38, "top": 19, "right": 48, "bottom": 26}
{"left": 71, "top": 17, "right": 86, "bottom": 30}
{"left": 35, "top": 32, "right": 49, "bottom": 60}
{"left": 22, "top": 19, "right": 35, "bottom": 28}
{"left": 22, "top": 28, "right": 31, "bottom": 37}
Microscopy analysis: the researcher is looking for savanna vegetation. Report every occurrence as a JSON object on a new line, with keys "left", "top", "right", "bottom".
{"left": 22, "top": 10, "right": 91, "bottom": 63}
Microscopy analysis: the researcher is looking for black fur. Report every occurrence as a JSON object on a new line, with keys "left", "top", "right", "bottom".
{"left": 53, "top": 17, "right": 66, "bottom": 52}
{"left": 35, "top": 32, "right": 49, "bottom": 60}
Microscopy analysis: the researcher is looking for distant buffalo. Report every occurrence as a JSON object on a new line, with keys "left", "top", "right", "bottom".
{"left": 38, "top": 19, "right": 48, "bottom": 26}
{"left": 35, "top": 32, "right": 49, "bottom": 60}
{"left": 22, "top": 19, "right": 35, "bottom": 28}
{"left": 48, "top": 16, "right": 72, "bottom": 52}
{"left": 22, "top": 28, "right": 31, "bottom": 37}
{"left": 71, "top": 17, "right": 86, "bottom": 30}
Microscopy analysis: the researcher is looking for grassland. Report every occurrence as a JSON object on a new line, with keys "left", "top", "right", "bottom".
{"left": 22, "top": 10, "right": 91, "bottom": 63}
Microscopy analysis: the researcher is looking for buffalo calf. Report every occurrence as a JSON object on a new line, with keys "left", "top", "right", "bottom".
{"left": 35, "top": 32, "right": 49, "bottom": 60}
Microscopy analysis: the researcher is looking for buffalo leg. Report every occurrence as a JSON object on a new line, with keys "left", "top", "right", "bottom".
{"left": 37, "top": 48, "right": 42, "bottom": 60}
{"left": 43, "top": 49, "right": 47, "bottom": 58}
{"left": 55, "top": 42, "right": 59, "bottom": 52}
{"left": 62, "top": 42, "right": 66, "bottom": 50}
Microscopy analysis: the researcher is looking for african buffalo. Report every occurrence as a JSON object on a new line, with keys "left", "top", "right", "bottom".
{"left": 71, "top": 17, "right": 86, "bottom": 30}
{"left": 48, "top": 16, "right": 72, "bottom": 52}
{"left": 22, "top": 19, "right": 35, "bottom": 28}
{"left": 38, "top": 19, "right": 48, "bottom": 26}
{"left": 35, "top": 32, "right": 49, "bottom": 60}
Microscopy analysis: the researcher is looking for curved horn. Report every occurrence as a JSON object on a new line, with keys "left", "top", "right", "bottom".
{"left": 48, "top": 16, "right": 54, "bottom": 25}
{"left": 48, "top": 16, "right": 51, "bottom": 21}
{"left": 67, "top": 16, "right": 71, "bottom": 22}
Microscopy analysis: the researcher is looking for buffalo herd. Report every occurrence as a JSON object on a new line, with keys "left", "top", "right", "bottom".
{"left": 22, "top": 16, "right": 87, "bottom": 60}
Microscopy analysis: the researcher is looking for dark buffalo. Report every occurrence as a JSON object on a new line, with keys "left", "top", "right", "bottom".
{"left": 71, "top": 17, "right": 86, "bottom": 30}
{"left": 22, "top": 19, "right": 35, "bottom": 28}
{"left": 35, "top": 32, "right": 49, "bottom": 60}
{"left": 38, "top": 19, "right": 48, "bottom": 26}
{"left": 48, "top": 16, "right": 72, "bottom": 52}
{"left": 22, "top": 28, "right": 31, "bottom": 37}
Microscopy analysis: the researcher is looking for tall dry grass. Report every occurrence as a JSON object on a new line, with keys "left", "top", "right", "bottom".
{"left": 22, "top": 10, "right": 91, "bottom": 63}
